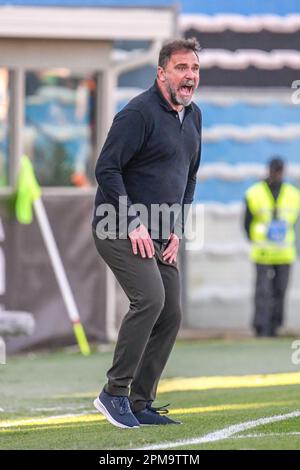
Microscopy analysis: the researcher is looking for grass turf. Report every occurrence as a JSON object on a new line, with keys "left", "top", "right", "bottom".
{"left": 1, "top": 338, "right": 300, "bottom": 450}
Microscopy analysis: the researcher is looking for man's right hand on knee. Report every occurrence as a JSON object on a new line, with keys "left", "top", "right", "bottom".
{"left": 129, "top": 224, "right": 155, "bottom": 259}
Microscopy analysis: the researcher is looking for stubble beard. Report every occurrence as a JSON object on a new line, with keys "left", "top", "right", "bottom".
{"left": 165, "top": 80, "right": 193, "bottom": 107}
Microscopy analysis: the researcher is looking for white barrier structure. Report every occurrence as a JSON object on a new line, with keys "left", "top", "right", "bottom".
{"left": 0, "top": 216, "right": 35, "bottom": 353}
{"left": 180, "top": 14, "right": 300, "bottom": 33}
{"left": 0, "top": 312, "right": 35, "bottom": 337}
{"left": 0, "top": 336, "right": 5, "bottom": 364}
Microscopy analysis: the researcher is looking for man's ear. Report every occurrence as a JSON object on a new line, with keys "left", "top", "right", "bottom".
{"left": 157, "top": 66, "right": 166, "bottom": 82}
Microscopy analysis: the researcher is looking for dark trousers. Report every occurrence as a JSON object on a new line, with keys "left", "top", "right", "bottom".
{"left": 253, "top": 263, "right": 291, "bottom": 336}
{"left": 93, "top": 229, "right": 182, "bottom": 412}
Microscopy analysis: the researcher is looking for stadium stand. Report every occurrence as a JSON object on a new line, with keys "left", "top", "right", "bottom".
{"left": 115, "top": 0, "right": 300, "bottom": 334}
{"left": 1, "top": 0, "right": 299, "bottom": 335}
{"left": 182, "top": 1, "right": 300, "bottom": 333}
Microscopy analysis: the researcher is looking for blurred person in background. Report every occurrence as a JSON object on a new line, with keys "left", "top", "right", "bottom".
{"left": 92, "top": 38, "right": 202, "bottom": 428}
{"left": 244, "top": 158, "right": 300, "bottom": 337}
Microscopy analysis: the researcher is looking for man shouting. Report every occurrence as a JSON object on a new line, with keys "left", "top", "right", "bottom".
{"left": 92, "top": 38, "right": 202, "bottom": 428}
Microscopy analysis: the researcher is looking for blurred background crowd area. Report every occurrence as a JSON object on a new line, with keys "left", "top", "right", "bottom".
{"left": 1, "top": 1, "right": 300, "bottom": 193}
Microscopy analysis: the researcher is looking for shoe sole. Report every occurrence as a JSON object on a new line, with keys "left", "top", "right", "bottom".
{"left": 138, "top": 422, "right": 182, "bottom": 426}
{"left": 93, "top": 398, "right": 139, "bottom": 429}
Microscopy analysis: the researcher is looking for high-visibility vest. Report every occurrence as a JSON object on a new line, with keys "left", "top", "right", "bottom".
{"left": 245, "top": 181, "right": 300, "bottom": 264}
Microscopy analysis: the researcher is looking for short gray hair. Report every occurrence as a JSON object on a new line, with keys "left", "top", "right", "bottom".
{"left": 158, "top": 38, "right": 201, "bottom": 69}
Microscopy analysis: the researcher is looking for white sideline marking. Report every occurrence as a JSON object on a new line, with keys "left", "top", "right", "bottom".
{"left": 234, "top": 432, "right": 300, "bottom": 439}
{"left": 139, "top": 411, "right": 300, "bottom": 450}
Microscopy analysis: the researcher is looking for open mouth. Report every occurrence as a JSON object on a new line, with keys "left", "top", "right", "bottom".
{"left": 179, "top": 85, "right": 194, "bottom": 97}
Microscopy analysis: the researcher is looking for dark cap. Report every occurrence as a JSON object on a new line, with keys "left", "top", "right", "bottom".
{"left": 269, "top": 157, "right": 285, "bottom": 172}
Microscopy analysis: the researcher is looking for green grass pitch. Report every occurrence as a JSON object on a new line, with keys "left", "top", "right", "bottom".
{"left": 1, "top": 338, "right": 300, "bottom": 450}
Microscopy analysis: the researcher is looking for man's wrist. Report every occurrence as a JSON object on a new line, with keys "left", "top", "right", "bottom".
{"left": 170, "top": 232, "right": 181, "bottom": 243}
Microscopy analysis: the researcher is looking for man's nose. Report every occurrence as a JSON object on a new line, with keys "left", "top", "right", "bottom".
{"left": 184, "top": 69, "right": 196, "bottom": 80}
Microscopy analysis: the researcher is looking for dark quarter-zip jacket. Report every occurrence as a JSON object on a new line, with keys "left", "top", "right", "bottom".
{"left": 93, "top": 80, "right": 202, "bottom": 241}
